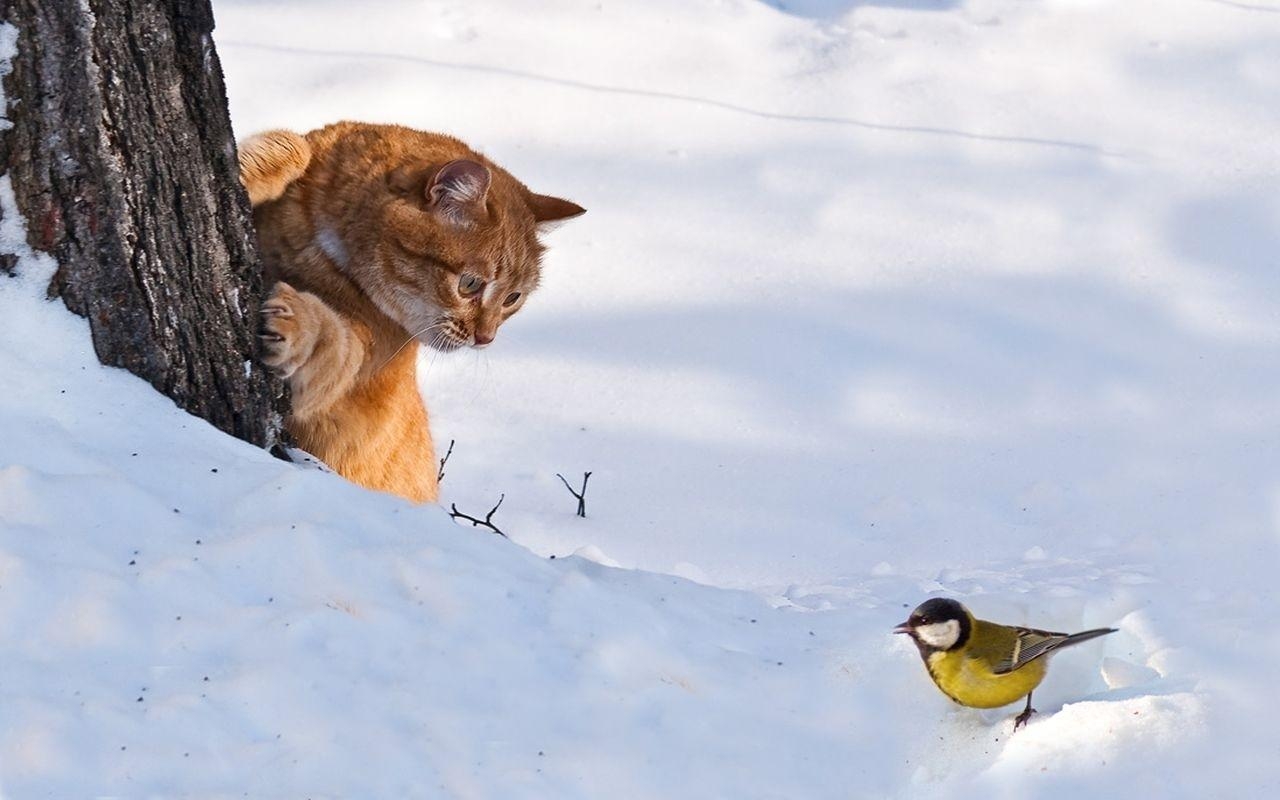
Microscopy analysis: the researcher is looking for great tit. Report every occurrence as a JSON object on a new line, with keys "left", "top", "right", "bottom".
{"left": 894, "top": 597, "right": 1117, "bottom": 730}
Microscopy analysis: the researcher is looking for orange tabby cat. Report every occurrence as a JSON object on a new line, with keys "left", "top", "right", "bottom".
{"left": 239, "top": 122, "right": 584, "bottom": 502}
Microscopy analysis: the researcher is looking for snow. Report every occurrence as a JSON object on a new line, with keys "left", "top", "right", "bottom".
{"left": 3, "top": 0, "right": 1279, "bottom": 796}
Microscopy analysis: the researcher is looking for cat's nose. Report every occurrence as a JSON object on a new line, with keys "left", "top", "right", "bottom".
{"left": 473, "top": 331, "right": 495, "bottom": 347}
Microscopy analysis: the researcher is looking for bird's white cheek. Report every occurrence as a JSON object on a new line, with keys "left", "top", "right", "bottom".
{"left": 916, "top": 620, "right": 961, "bottom": 649}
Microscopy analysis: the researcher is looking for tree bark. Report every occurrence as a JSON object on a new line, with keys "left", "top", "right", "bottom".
{"left": 0, "top": 0, "right": 282, "bottom": 448}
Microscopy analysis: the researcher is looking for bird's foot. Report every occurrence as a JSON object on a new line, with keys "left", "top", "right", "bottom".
{"left": 1013, "top": 706, "right": 1037, "bottom": 731}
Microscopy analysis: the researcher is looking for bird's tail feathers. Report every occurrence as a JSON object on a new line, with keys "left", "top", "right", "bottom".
{"left": 1059, "top": 627, "right": 1118, "bottom": 650}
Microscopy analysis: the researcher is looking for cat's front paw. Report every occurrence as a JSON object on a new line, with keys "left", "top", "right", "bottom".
{"left": 258, "top": 282, "right": 319, "bottom": 379}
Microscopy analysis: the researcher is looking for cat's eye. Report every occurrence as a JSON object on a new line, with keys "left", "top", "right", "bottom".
{"left": 503, "top": 292, "right": 522, "bottom": 307}
{"left": 458, "top": 273, "right": 485, "bottom": 297}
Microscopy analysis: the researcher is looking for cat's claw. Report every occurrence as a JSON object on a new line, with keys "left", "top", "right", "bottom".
{"left": 258, "top": 282, "right": 313, "bottom": 379}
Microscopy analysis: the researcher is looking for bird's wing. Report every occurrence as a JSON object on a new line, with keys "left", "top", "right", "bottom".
{"left": 991, "top": 627, "right": 1070, "bottom": 675}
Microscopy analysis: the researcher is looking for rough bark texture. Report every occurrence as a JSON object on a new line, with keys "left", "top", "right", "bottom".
{"left": 0, "top": 0, "right": 283, "bottom": 448}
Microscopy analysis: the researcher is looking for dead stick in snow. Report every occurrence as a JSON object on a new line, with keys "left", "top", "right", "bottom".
{"left": 555, "top": 472, "right": 592, "bottom": 518}
{"left": 437, "top": 439, "right": 455, "bottom": 483}
{"left": 449, "top": 494, "right": 507, "bottom": 537}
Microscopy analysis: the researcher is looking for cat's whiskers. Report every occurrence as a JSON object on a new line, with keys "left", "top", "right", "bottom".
{"left": 420, "top": 322, "right": 470, "bottom": 380}
{"left": 471, "top": 349, "right": 493, "bottom": 406}
{"left": 377, "top": 320, "right": 447, "bottom": 372}
{"left": 421, "top": 340, "right": 444, "bottom": 382}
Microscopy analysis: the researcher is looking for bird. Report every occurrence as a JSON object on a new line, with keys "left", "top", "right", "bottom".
{"left": 893, "top": 597, "right": 1117, "bottom": 730}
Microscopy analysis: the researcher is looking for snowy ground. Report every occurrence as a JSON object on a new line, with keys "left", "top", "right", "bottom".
{"left": 3, "top": 0, "right": 1280, "bottom": 796}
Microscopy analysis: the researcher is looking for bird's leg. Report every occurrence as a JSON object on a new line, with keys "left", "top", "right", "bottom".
{"left": 1013, "top": 692, "right": 1037, "bottom": 731}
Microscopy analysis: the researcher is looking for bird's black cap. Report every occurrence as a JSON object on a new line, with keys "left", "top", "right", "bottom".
{"left": 908, "top": 598, "right": 967, "bottom": 625}
{"left": 893, "top": 597, "right": 971, "bottom": 652}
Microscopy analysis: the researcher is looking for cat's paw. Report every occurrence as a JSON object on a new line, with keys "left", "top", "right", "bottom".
{"left": 258, "top": 282, "right": 320, "bottom": 379}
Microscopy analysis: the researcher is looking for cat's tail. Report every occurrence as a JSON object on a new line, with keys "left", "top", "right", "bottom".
{"left": 238, "top": 129, "right": 312, "bottom": 207}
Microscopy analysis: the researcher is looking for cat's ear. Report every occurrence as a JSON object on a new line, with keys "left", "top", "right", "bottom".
{"left": 427, "top": 160, "right": 491, "bottom": 222}
{"left": 527, "top": 193, "right": 585, "bottom": 226}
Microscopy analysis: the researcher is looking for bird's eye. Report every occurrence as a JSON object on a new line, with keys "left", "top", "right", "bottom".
{"left": 503, "top": 292, "right": 521, "bottom": 307}
{"left": 458, "top": 274, "right": 485, "bottom": 297}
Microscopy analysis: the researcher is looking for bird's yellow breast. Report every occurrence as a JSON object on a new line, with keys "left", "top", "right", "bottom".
{"left": 925, "top": 648, "right": 1047, "bottom": 709}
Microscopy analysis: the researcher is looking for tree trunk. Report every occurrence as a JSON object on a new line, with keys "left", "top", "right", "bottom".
{"left": 0, "top": 0, "right": 282, "bottom": 448}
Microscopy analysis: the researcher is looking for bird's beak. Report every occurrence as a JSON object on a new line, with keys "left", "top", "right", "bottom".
{"left": 893, "top": 621, "right": 913, "bottom": 635}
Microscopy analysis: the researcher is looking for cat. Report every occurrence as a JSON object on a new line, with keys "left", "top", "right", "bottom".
{"left": 238, "top": 122, "right": 584, "bottom": 502}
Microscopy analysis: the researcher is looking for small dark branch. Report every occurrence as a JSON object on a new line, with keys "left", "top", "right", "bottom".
{"left": 437, "top": 439, "right": 455, "bottom": 483}
{"left": 555, "top": 471, "right": 592, "bottom": 518}
{"left": 449, "top": 493, "right": 507, "bottom": 537}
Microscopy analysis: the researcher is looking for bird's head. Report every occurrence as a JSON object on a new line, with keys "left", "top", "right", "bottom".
{"left": 894, "top": 598, "right": 971, "bottom": 652}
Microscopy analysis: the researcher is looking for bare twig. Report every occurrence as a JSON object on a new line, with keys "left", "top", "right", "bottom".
{"left": 555, "top": 471, "right": 592, "bottom": 518}
{"left": 437, "top": 439, "right": 455, "bottom": 483}
{"left": 449, "top": 494, "right": 507, "bottom": 537}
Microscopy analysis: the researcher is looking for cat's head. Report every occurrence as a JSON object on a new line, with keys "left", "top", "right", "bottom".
{"left": 348, "top": 158, "right": 584, "bottom": 351}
